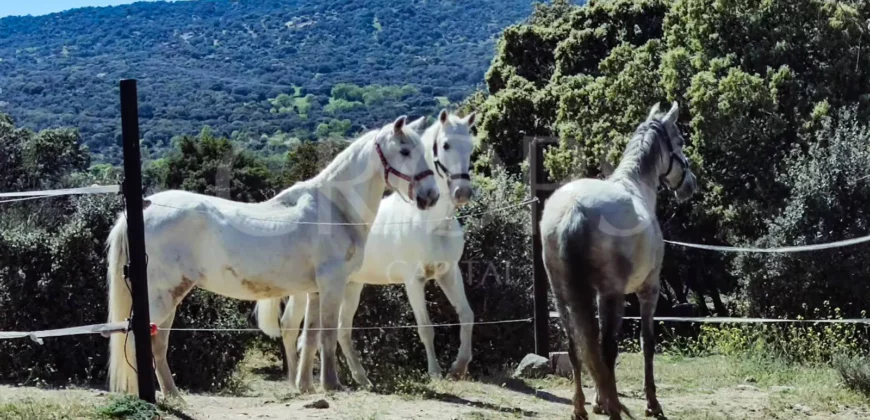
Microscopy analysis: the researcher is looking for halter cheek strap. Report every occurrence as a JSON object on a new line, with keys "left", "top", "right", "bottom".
{"left": 376, "top": 142, "right": 435, "bottom": 202}
{"left": 432, "top": 141, "right": 471, "bottom": 182}
{"left": 658, "top": 138, "right": 689, "bottom": 191}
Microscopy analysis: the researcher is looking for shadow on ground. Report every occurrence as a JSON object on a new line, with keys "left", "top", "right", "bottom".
{"left": 479, "top": 376, "right": 573, "bottom": 406}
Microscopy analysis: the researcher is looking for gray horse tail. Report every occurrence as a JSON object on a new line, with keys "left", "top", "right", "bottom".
{"left": 557, "top": 207, "right": 633, "bottom": 419}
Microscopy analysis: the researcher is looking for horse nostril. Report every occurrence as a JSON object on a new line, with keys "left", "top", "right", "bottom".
{"left": 416, "top": 195, "right": 428, "bottom": 209}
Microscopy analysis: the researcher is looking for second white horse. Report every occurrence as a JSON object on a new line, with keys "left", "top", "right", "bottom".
{"left": 256, "top": 110, "right": 477, "bottom": 390}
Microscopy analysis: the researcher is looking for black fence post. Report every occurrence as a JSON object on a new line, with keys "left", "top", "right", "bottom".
{"left": 530, "top": 138, "right": 553, "bottom": 358}
{"left": 119, "top": 79, "right": 156, "bottom": 404}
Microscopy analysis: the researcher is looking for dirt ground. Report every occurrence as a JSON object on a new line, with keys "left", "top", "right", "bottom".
{"left": 1, "top": 353, "right": 868, "bottom": 419}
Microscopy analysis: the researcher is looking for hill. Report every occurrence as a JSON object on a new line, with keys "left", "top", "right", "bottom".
{"left": 0, "top": 0, "right": 536, "bottom": 164}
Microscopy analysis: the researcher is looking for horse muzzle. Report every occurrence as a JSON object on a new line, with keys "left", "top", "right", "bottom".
{"left": 452, "top": 185, "right": 473, "bottom": 207}
{"left": 415, "top": 187, "right": 440, "bottom": 210}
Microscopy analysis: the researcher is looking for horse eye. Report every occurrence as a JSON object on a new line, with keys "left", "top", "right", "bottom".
{"left": 400, "top": 149, "right": 410, "bottom": 157}
{"left": 443, "top": 142, "right": 451, "bottom": 150}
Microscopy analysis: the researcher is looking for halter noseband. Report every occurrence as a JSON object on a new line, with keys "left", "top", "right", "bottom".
{"left": 656, "top": 123, "right": 689, "bottom": 192}
{"left": 375, "top": 142, "right": 434, "bottom": 202}
{"left": 432, "top": 141, "right": 471, "bottom": 183}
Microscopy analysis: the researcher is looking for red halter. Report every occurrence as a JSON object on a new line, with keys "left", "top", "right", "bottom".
{"left": 375, "top": 142, "right": 434, "bottom": 202}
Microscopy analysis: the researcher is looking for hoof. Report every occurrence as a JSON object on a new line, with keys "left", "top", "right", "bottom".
{"left": 296, "top": 381, "right": 316, "bottom": 394}
{"left": 159, "top": 392, "right": 186, "bottom": 406}
{"left": 572, "top": 408, "right": 589, "bottom": 420}
{"left": 645, "top": 407, "right": 666, "bottom": 419}
{"left": 593, "top": 404, "right": 607, "bottom": 415}
{"left": 448, "top": 361, "right": 469, "bottom": 379}
{"left": 427, "top": 368, "right": 443, "bottom": 380}
{"left": 322, "top": 379, "right": 345, "bottom": 393}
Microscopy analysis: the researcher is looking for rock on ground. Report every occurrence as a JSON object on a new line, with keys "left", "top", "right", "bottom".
{"left": 513, "top": 354, "right": 552, "bottom": 379}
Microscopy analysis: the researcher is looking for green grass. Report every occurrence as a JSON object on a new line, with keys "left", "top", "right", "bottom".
{"left": 0, "top": 398, "right": 97, "bottom": 420}
{"left": 95, "top": 395, "right": 159, "bottom": 420}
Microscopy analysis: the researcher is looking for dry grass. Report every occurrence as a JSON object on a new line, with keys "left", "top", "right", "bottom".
{"left": 0, "top": 350, "right": 868, "bottom": 419}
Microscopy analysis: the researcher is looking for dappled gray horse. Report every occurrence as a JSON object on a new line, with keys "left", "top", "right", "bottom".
{"left": 540, "top": 102, "right": 697, "bottom": 420}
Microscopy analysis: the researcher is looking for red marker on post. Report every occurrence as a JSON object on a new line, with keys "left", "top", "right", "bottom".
{"left": 149, "top": 323, "right": 158, "bottom": 336}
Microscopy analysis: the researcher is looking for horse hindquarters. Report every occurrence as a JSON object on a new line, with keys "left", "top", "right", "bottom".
{"left": 546, "top": 209, "right": 632, "bottom": 420}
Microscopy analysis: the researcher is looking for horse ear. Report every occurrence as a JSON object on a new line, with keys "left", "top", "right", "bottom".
{"left": 464, "top": 112, "right": 476, "bottom": 128}
{"left": 439, "top": 109, "right": 449, "bottom": 124}
{"left": 407, "top": 116, "right": 426, "bottom": 132}
{"left": 393, "top": 115, "right": 407, "bottom": 134}
{"left": 663, "top": 101, "right": 679, "bottom": 124}
{"left": 647, "top": 102, "right": 661, "bottom": 121}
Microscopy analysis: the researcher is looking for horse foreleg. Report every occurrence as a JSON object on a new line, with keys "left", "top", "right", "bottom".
{"left": 405, "top": 275, "right": 441, "bottom": 378}
{"left": 280, "top": 295, "right": 305, "bottom": 388}
{"left": 295, "top": 292, "right": 320, "bottom": 393}
{"left": 435, "top": 262, "right": 474, "bottom": 379}
{"left": 337, "top": 282, "right": 373, "bottom": 388}
{"left": 316, "top": 277, "right": 346, "bottom": 392}
{"left": 638, "top": 279, "right": 664, "bottom": 418}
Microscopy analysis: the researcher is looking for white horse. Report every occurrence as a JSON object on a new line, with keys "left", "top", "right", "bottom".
{"left": 256, "top": 110, "right": 477, "bottom": 391}
{"left": 106, "top": 116, "right": 440, "bottom": 398}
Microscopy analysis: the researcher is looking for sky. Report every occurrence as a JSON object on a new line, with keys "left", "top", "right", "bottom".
{"left": 0, "top": 1, "right": 171, "bottom": 18}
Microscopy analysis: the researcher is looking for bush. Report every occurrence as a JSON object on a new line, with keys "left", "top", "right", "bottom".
{"left": 834, "top": 355, "right": 870, "bottom": 397}
{"left": 733, "top": 106, "right": 870, "bottom": 318}
{"left": 0, "top": 194, "right": 255, "bottom": 392}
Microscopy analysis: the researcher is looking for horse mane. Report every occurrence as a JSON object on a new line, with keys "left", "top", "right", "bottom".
{"left": 611, "top": 118, "right": 668, "bottom": 183}
{"left": 310, "top": 129, "right": 379, "bottom": 184}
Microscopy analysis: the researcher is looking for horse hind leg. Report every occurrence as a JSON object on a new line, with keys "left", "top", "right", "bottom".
{"left": 545, "top": 255, "right": 589, "bottom": 420}
{"left": 280, "top": 295, "right": 306, "bottom": 388}
{"left": 594, "top": 293, "right": 625, "bottom": 417}
{"left": 554, "top": 294, "right": 589, "bottom": 420}
{"left": 152, "top": 308, "right": 181, "bottom": 401}
{"left": 296, "top": 292, "right": 320, "bottom": 394}
{"left": 152, "top": 274, "right": 198, "bottom": 401}
{"left": 557, "top": 266, "right": 630, "bottom": 420}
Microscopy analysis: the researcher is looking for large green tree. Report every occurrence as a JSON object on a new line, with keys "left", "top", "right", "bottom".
{"left": 149, "top": 127, "right": 279, "bottom": 203}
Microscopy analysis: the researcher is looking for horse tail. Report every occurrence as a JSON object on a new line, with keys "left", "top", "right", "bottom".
{"left": 255, "top": 298, "right": 284, "bottom": 338}
{"left": 558, "top": 207, "right": 633, "bottom": 419}
{"left": 106, "top": 213, "right": 138, "bottom": 395}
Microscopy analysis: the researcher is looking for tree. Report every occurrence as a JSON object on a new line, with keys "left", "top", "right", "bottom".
{"left": 153, "top": 127, "right": 278, "bottom": 203}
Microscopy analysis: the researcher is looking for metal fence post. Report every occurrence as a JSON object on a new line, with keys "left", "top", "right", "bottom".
{"left": 119, "top": 79, "right": 156, "bottom": 403}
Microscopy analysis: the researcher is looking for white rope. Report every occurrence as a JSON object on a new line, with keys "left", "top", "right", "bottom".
{"left": 0, "top": 318, "right": 530, "bottom": 342}
{"left": 0, "top": 322, "right": 129, "bottom": 344}
{"left": 146, "top": 197, "right": 538, "bottom": 226}
{"left": 547, "top": 311, "right": 870, "bottom": 324}
{"left": 664, "top": 234, "right": 870, "bottom": 253}
{"left": 166, "top": 318, "right": 532, "bottom": 332}
{"left": 0, "top": 185, "right": 120, "bottom": 200}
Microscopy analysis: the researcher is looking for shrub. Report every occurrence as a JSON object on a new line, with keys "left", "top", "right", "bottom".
{"left": 658, "top": 302, "right": 870, "bottom": 367}
{"left": 834, "top": 355, "right": 870, "bottom": 397}
{"left": 733, "top": 106, "right": 870, "bottom": 318}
